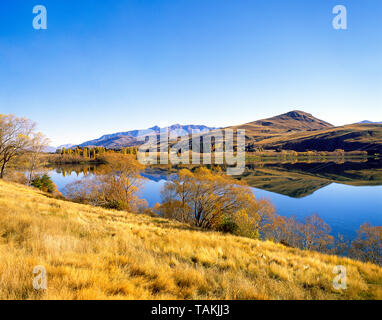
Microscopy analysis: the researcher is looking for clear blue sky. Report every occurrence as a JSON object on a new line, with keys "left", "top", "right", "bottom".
{"left": 1, "top": 0, "right": 381, "bottom": 146}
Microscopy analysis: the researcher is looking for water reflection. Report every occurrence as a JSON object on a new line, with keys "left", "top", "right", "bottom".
{"left": 243, "top": 159, "right": 382, "bottom": 198}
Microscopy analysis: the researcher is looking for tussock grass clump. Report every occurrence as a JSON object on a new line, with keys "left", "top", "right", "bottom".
{"left": 0, "top": 180, "right": 381, "bottom": 300}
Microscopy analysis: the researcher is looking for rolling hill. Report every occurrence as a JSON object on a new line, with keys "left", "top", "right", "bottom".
{"left": 231, "top": 110, "right": 333, "bottom": 140}
{"left": 229, "top": 111, "right": 382, "bottom": 154}
{"left": 254, "top": 123, "right": 382, "bottom": 154}
{"left": 1, "top": 179, "right": 382, "bottom": 300}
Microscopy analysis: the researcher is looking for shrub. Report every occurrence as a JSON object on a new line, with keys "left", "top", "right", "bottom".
{"left": 31, "top": 174, "right": 56, "bottom": 193}
{"left": 217, "top": 216, "right": 239, "bottom": 234}
{"left": 104, "top": 199, "right": 127, "bottom": 210}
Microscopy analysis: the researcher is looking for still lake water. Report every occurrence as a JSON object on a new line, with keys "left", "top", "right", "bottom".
{"left": 48, "top": 160, "right": 382, "bottom": 239}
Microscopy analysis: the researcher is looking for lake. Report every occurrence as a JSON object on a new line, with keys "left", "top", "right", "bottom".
{"left": 47, "top": 159, "right": 382, "bottom": 239}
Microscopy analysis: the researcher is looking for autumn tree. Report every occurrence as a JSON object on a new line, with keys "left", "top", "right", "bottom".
{"left": 66, "top": 153, "right": 147, "bottom": 212}
{"left": 0, "top": 114, "right": 36, "bottom": 178}
{"left": 261, "top": 212, "right": 335, "bottom": 253}
{"left": 26, "top": 132, "right": 50, "bottom": 185}
{"left": 298, "top": 214, "right": 334, "bottom": 252}
{"left": 260, "top": 214, "right": 302, "bottom": 246}
{"left": 350, "top": 223, "right": 382, "bottom": 265}
{"left": 159, "top": 167, "right": 274, "bottom": 235}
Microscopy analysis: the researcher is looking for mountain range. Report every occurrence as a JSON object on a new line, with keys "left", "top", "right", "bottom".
{"left": 74, "top": 124, "right": 218, "bottom": 149}
{"left": 359, "top": 120, "right": 382, "bottom": 124}
{"left": 57, "top": 110, "right": 382, "bottom": 154}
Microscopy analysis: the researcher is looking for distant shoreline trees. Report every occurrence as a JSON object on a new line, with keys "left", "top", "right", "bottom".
{"left": 51, "top": 146, "right": 139, "bottom": 164}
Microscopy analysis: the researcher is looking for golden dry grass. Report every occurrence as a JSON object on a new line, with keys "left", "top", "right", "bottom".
{"left": 0, "top": 179, "right": 381, "bottom": 300}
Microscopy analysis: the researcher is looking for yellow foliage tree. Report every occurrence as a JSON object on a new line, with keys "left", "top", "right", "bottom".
{"left": 0, "top": 114, "right": 37, "bottom": 178}
{"left": 66, "top": 153, "right": 146, "bottom": 212}
{"left": 159, "top": 167, "right": 274, "bottom": 235}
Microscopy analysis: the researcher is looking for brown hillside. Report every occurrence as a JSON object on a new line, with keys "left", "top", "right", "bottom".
{"left": 225, "top": 111, "right": 382, "bottom": 154}
{"left": 231, "top": 110, "right": 333, "bottom": 142}
{"left": 257, "top": 124, "right": 382, "bottom": 154}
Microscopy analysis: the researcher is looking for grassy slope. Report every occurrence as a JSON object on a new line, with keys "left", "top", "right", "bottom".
{"left": 0, "top": 180, "right": 381, "bottom": 300}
